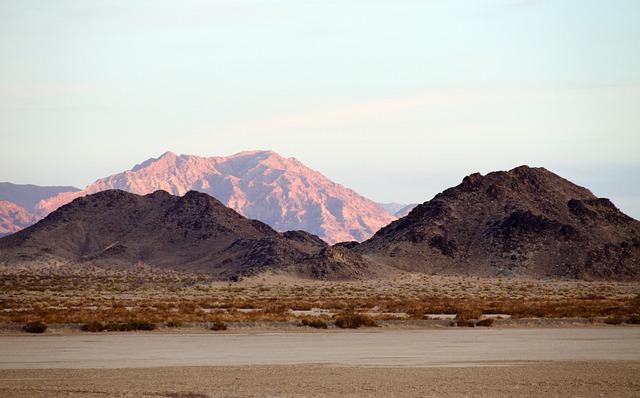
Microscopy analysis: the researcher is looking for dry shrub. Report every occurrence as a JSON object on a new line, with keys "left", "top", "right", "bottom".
{"left": 103, "top": 320, "right": 156, "bottom": 331}
{"left": 407, "top": 306, "right": 425, "bottom": 320}
{"left": 166, "top": 320, "right": 183, "bottom": 328}
{"left": 604, "top": 316, "right": 625, "bottom": 325}
{"left": 23, "top": 321, "right": 47, "bottom": 333}
{"left": 290, "top": 303, "right": 313, "bottom": 311}
{"left": 626, "top": 315, "right": 640, "bottom": 324}
{"left": 162, "top": 392, "right": 209, "bottom": 398}
{"left": 263, "top": 303, "right": 288, "bottom": 314}
{"left": 475, "top": 318, "right": 495, "bottom": 327}
{"left": 300, "top": 318, "right": 328, "bottom": 329}
{"left": 452, "top": 308, "right": 483, "bottom": 326}
{"left": 210, "top": 320, "right": 227, "bottom": 331}
{"left": 334, "top": 312, "right": 377, "bottom": 329}
{"left": 81, "top": 321, "right": 106, "bottom": 332}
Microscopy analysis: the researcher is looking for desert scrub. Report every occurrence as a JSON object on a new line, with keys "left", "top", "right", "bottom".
{"left": 300, "top": 318, "right": 328, "bottom": 329}
{"left": 475, "top": 318, "right": 495, "bottom": 327}
{"left": 626, "top": 315, "right": 640, "bottom": 324}
{"left": 210, "top": 320, "right": 227, "bottom": 331}
{"left": 101, "top": 320, "right": 157, "bottom": 331}
{"left": 23, "top": 321, "right": 47, "bottom": 333}
{"left": 452, "top": 308, "right": 482, "bottom": 327}
{"left": 604, "top": 316, "right": 625, "bottom": 325}
{"left": 334, "top": 312, "right": 377, "bottom": 329}
{"left": 81, "top": 321, "right": 106, "bottom": 332}
{"left": 166, "top": 320, "right": 183, "bottom": 328}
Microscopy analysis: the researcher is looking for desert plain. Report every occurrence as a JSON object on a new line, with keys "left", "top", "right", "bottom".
{"left": 1, "top": 265, "right": 639, "bottom": 397}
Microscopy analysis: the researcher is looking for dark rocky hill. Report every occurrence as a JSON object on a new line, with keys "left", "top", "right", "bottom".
{"left": 0, "top": 190, "right": 374, "bottom": 280}
{"left": 357, "top": 166, "right": 640, "bottom": 280}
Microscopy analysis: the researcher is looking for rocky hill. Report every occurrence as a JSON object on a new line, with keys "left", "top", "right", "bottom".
{"left": 0, "top": 190, "right": 375, "bottom": 280}
{"left": 357, "top": 166, "right": 640, "bottom": 280}
{"left": 35, "top": 151, "right": 395, "bottom": 244}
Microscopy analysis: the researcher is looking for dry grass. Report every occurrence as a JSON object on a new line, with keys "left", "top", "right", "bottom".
{"left": 334, "top": 312, "right": 378, "bottom": 328}
{"left": 300, "top": 318, "right": 329, "bottom": 329}
{"left": 1, "top": 266, "right": 639, "bottom": 328}
{"left": 80, "top": 320, "right": 156, "bottom": 332}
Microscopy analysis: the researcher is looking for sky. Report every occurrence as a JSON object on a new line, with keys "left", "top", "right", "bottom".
{"left": 1, "top": 0, "right": 639, "bottom": 217}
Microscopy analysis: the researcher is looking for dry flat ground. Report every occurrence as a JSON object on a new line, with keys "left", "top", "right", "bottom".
{"left": 2, "top": 328, "right": 640, "bottom": 368}
{"left": 2, "top": 266, "right": 640, "bottom": 396}
{"left": 1, "top": 362, "right": 639, "bottom": 398}
{"left": 1, "top": 329, "right": 640, "bottom": 397}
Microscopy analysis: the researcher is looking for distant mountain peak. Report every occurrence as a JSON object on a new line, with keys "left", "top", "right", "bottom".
{"left": 131, "top": 151, "right": 180, "bottom": 172}
{"left": 34, "top": 150, "right": 396, "bottom": 244}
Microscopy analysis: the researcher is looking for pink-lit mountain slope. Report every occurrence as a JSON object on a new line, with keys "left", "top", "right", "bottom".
{"left": 36, "top": 151, "right": 396, "bottom": 244}
{"left": 0, "top": 201, "right": 39, "bottom": 237}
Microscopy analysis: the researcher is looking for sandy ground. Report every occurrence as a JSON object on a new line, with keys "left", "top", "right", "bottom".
{"left": 1, "top": 328, "right": 639, "bottom": 397}
{"left": 1, "top": 328, "right": 639, "bottom": 369}
{"left": 0, "top": 362, "right": 639, "bottom": 397}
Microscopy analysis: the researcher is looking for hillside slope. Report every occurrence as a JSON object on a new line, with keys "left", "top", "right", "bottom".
{"left": 0, "top": 190, "right": 375, "bottom": 280}
{"left": 357, "top": 166, "right": 640, "bottom": 280}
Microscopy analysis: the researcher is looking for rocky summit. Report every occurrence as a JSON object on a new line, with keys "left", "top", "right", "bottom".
{"left": 35, "top": 151, "right": 395, "bottom": 244}
{"left": 0, "top": 190, "right": 374, "bottom": 280}
{"left": 357, "top": 166, "right": 640, "bottom": 280}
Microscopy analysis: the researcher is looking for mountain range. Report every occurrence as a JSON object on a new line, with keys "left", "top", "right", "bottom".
{"left": 0, "top": 151, "right": 399, "bottom": 243}
{"left": 1, "top": 164, "right": 638, "bottom": 280}
{"left": 0, "top": 182, "right": 80, "bottom": 236}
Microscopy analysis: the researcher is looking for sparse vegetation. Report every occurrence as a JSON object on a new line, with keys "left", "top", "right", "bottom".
{"left": 162, "top": 393, "right": 210, "bottom": 398}
{"left": 300, "top": 318, "right": 328, "bottom": 329}
{"left": 604, "top": 316, "right": 625, "bottom": 325}
{"left": 81, "top": 321, "right": 106, "bottom": 332}
{"left": 334, "top": 312, "right": 377, "bottom": 329}
{"left": 475, "top": 318, "right": 495, "bottom": 327}
{"left": 210, "top": 320, "right": 227, "bottom": 331}
{"left": 626, "top": 315, "right": 640, "bottom": 324}
{"left": 81, "top": 320, "right": 156, "bottom": 332}
{"left": 2, "top": 267, "right": 639, "bottom": 328}
{"left": 23, "top": 321, "right": 47, "bottom": 333}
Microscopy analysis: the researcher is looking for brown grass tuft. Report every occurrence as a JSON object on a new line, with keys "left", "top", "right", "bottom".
{"left": 300, "top": 318, "right": 328, "bottom": 329}
{"left": 334, "top": 312, "right": 377, "bottom": 329}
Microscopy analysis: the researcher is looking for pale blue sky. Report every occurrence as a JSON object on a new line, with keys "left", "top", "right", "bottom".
{"left": 1, "top": 0, "right": 639, "bottom": 217}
